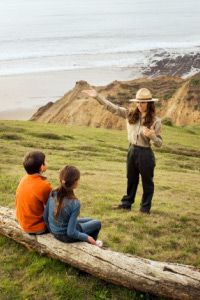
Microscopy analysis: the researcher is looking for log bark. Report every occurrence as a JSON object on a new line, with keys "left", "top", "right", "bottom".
{"left": 0, "top": 206, "right": 200, "bottom": 300}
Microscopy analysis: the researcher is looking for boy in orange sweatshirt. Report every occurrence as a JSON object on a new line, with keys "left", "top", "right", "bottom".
{"left": 16, "top": 151, "right": 52, "bottom": 234}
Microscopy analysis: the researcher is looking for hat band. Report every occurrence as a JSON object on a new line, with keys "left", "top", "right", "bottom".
{"left": 137, "top": 97, "right": 152, "bottom": 100}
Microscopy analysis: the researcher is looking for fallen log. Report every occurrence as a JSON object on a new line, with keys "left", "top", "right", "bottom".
{"left": 0, "top": 206, "right": 199, "bottom": 300}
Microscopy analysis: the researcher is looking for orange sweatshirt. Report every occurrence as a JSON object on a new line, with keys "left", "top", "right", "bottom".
{"left": 16, "top": 174, "right": 52, "bottom": 233}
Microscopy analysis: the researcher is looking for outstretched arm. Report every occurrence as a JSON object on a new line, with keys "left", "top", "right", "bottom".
{"left": 83, "top": 89, "right": 127, "bottom": 119}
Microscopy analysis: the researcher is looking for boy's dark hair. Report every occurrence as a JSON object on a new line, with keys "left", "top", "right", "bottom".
{"left": 23, "top": 151, "right": 45, "bottom": 174}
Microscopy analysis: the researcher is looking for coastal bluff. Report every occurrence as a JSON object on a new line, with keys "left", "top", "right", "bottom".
{"left": 31, "top": 73, "right": 200, "bottom": 128}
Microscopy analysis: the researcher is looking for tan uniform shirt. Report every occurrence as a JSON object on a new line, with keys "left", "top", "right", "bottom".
{"left": 127, "top": 117, "right": 162, "bottom": 147}
{"left": 96, "top": 94, "right": 162, "bottom": 148}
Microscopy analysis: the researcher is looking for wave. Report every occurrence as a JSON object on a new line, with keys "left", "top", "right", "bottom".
{"left": 0, "top": 56, "right": 142, "bottom": 76}
{"left": 0, "top": 42, "right": 199, "bottom": 62}
{"left": 0, "top": 48, "right": 199, "bottom": 77}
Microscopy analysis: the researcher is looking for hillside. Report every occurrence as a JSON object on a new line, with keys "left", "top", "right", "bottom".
{"left": 0, "top": 120, "right": 200, "bottom": 299}
{"left": 31, "top": 74, "right": 200, "bottom": 128}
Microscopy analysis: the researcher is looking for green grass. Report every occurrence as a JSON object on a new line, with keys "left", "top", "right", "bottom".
{"left": 0, "top": 120, "right": 200, "bottom": 300}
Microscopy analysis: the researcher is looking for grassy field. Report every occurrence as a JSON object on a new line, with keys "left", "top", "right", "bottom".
{"left": 0, "top": 120, "right": 200, "bottom": 300}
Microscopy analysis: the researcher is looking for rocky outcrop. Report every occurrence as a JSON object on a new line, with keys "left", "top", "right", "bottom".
{"left": 31, "top": 80, "right": 126, "bottom": 129}
{"left": 143, "top": 51, "right": 200, "bottom": 78}
{"left": 31, "top": 74, "right": 200, "bottom": 128}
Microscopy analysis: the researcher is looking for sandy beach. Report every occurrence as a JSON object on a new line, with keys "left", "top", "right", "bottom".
{"left": 0, "top": 67, "right": 136, "bottom": 120}
{"left": 1, "top": 0, "right": 199, "bottom": 121}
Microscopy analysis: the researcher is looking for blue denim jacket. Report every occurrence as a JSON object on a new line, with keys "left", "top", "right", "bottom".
{"left": 44, "top": 192, "right": 88, "bottom": 241}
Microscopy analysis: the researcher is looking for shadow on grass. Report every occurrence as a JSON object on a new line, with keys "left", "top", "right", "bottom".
{"left": 29, "top": 132, "right": 65, "bottom": 140}
{"left": 1, "top": 133, "right": 23, "bottom": 141}
{"left": 156, "top": 145, "right": 200, "bottom": 158}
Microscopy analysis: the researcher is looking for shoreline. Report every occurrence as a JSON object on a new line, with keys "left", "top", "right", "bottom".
{"left": 1, "top": 47, "right": 199, "bottom": 121}
{"left": 0, "top": 67, "right": 138, "bottom": 120}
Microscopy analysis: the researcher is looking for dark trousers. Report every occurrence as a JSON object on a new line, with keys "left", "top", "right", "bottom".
{"left": 121, "top": 145, "right": 155, "bottom": 212}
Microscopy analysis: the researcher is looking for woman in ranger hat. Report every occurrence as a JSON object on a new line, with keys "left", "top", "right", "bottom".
{"left": 83, "top": 88, "right": 162, "bottom": 214}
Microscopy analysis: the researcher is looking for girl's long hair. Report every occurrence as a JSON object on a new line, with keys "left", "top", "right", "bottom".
{"left": 53, "top": 165, "right": 80, "bottom": 219}
{"left": 127, "top": 102, "right": 156, "bottom": 128}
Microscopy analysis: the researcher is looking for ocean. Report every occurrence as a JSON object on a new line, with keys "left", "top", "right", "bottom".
{"left": 0, "top": 0, "right": 200, "bottom": 76}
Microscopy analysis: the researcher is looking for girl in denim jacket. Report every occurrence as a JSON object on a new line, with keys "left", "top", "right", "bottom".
{"left": 44, "top": 165, "right": 102, "bottom": 246}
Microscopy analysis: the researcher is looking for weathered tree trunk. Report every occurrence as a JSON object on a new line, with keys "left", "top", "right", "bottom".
{"left": 0, "top": 206, "right": 200, "bottom": 300}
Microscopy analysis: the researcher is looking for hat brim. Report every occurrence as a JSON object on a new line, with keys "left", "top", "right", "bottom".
{"left": 129, "top": 98, "right": 159, "bottom": 102}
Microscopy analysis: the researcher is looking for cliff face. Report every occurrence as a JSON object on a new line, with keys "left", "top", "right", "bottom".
{"left": 31, "top": 74, "right": 200, "bottom": 128}
{"left": 160, "top": 73, "right": 200, "bottom": 125}
{"left": 31, "top": 80, "right": 126, "bottom": 129}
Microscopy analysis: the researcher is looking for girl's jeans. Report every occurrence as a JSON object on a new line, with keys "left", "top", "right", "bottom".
{"left": 54, "top": 218, "right": 101, "bottom": 243}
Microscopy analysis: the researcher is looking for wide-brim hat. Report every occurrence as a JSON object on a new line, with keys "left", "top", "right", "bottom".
{"left": 129, "top": 88, "right": 159, "bottom": 102}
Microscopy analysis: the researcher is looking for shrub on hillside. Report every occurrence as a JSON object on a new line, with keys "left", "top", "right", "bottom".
{"left": 162, "top": 117, "right": 173, "bottom": 126}
{"left": 191, "top": 79, "right": 200, "bottom": 87}
{"left": 1, "top": 133, "right": 23, "bottom": 140}
{"left": 30, "top": 132, "right": 64, "bottom": 140}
